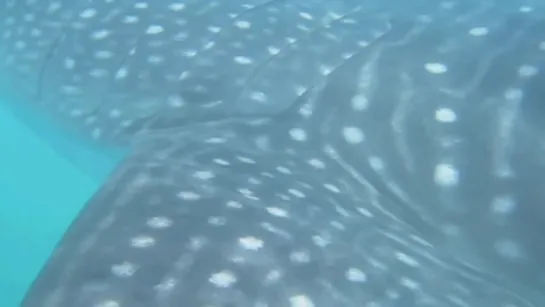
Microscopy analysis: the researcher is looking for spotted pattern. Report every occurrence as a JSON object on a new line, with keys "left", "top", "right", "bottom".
{"left": 11, "top": 0, "right": 545, "bottom": 306}
{"left": 0, "top": 0, "right": 391, "bottom": 143}
{"left": 21, "top": 125, "right": 533, "bottom": 306}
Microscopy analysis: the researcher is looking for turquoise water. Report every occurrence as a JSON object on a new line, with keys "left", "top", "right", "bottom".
{"left": 0, "top": 99, "right": 123, "bottom": 307}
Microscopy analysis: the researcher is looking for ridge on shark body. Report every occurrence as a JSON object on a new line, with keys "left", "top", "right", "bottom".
{"left": 1, "top": 0, "right": 545, "bottom": 306}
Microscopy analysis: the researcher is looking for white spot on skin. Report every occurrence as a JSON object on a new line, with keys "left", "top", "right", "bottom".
{"left": 435, "top": 108, "right": 457, "bottom": 123}
{"left": 518, "top": 65, "right": 538, "bottom": 77}
{"left": 519, "top": 6, "right": 533, "bottom": 13}
{"left": 239, "top": 188, "right": 258, "bottom": 200}
{"left": 254, "top": 135, "right": 270, "bottom": 150}
{"left": 441, "top": 223, "right": 460, "bottom": 237}
{"left": 115, "top": 67, "right": 128, "bottom": 79}
{"left": 193, "top": 170, "right": 215, "bottom": 180}
{"left": 288, "top": 188, "right": 306, "bottom": 198}
{"left": 324, "top": 183, "right": 340, "bottom": 193}
{"left": 268, "top": 46, "right": 280, "bottom": 55}
{"left": 491, "top": 195, "right": 516, "bottom": 215}
{"left": 168, "top": 3, "right": 185, "bottom": 11}
{"left": 146, "top": 25, "right": 164, "bottom": 34}
{"left": 289, "top": 295, "right": 315, "bottom": 307}
{"left": 123, "top": 15, "right": 139, "bottom": 23}
{"left": 434, "top": 163, "right": 459, "bottom": 187}
{"left": 146, "top": 216, "right": 172, "bottom": 228}
{"left": 298, "top": 102, "right": 312, "bottom": 117}
{"left": 312, "top": 235, "right": 330, "bottom": 247}
{"left": 290, "top": 251, "right": 310, "bottom": 263}
{"left": 207, "top": 216, "right": 226, "bottom": 226}
{"left": 134, "top": 2, "right": 148, "bottom": 9}
{"left": 539, "top": 41, "right": 545, "bottom": 50}
{"left": 440, "top": 1, "right": 455, "bottom": 9}
{"left": 84, "top": 116, "right": 97, "bottom": 125}
{"left": 208, "top": 26, "right": 221, "bottom": 33}
{"left": 91, "top": 128, "right": 102, "bottom": 139}
{"left": 368, "top": 156, "right": 385, "bottom": 171}
{"left": 30, "top": 28, "right": 42, "bottom": 37}
{"left": 24, "top": 13, "right": 35, "bottom": 22}
{"left": 504, "top": 88, "right": 523, "bottom": 101}
{"left": 264, "top": 270, "right": 282, "bottom": 284}
{"left": 63, "top": 58, "right": 75, "bottom": 70}
{"left": 495, "top": 239, "right": 524, "bottom": 260}
{"left": 188, "top": 236, "right": 208, "bottom": 250}
{"left": 234, "top": 20, "right": 251, "bottom": 29}
{"left": 342, "top": 126, "right": 365, "bottom": 144}
{"left": 147, "top": 55, "right": 164, "bottom": 64}
{"left": 289, "top": 128, "right": 307, "bottom": 141}
{"left": 79, "top": 8, "right": 97, "bottom": 19}
{"left": 45, "top": 2, "right": 60, "bottom": 12}
{"left": 249, "top": 91, "right": 266, "bottom": 102}
{"left": 308, "top": 158, "right": 325, "bottom": 169}
{"left": 14, "top": 41, "right": 26, "bottom": 50}
{"left": 120, "top": 120, "right": 132, "bottom": 128}
{"left": 425, "top": 62, "right": 448, "bottom": 74}
{"left": 203, "top": 41, "right": 215, "bottom": 50}
{"left": 130, "top": 235, "right": 155, "bottom": 248}
{"left": 177, "top": 191, "right": 201, "bottom": 201}
{"left": 266, "top": 207, "right": 289, "bottom": 218}
{"left": 89, "top": 69, "right": 108, "bottom": 78}
{"left": 91, "top": 29, "right": 110, "bottom": 40}
{"left": 295, "top": 86, "right": 307, "bottom": 96}
{"left": 213, "top": 158, "right": 230, "bottom": 166}
{"left": 209, "top": 271, "right": 237, "bottom": 287}
{"left": 319, "top": 65, "right": 333, "bottom": 76}
{"left": 237, "top": 156, "right": 256, "bottom": 164}
{"left": 155, "top": 277, "right": 177, "bottom": 291}
{"left": 95, "top": 300, "right": 120, "bottom": 307}
{"left": 400, "top": 277, "right": 420, "bottom": 290}
{"left": 299, "top": 12, "right": 313, "bottom": 20}
{"left": 69, "top": 109, "right": 83, "bottom": 117}
{"left": 205, "top": 137, "right": 227, "bottom": 144}
{"left": 396, "top": 252, "right": 420, "bottom": 267}
{"left": 468, "top": 27, "right": 488, "bottom": 36}
{"left": 167, "top": 95, "right": 185, "bottom": 108}
{"left": 226, "top": 200, "right": 243, "bottom": 209}
{"left": 248, "top": 177, "right": 261, "bottom": 185}
{"left": 238, "top": 236, "right": 264, "bottom": 250}
{"left": 276, "top": 166, "right": 292, "bottom": 174}
{"left": 234, "top": 56, "right": 252, "bottom": 64}
{"left": 346, "top": 268, "right": 367, "bottom": 282}
{"left": 95, "top": 50, "right": 114, "bottom": 59}
{"left": 351, "top": 94, "right": 369, "bottom": 111}
{"left": 111, "top": 261, "right": 137, "bottom": 277}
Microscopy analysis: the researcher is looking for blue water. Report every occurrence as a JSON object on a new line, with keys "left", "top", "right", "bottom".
{"left": 0, "top": 99, "right": 123, "bottom": 307}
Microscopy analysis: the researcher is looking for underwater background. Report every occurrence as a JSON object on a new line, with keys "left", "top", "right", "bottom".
{"left": 0, "top": 93, "right": 123, "bottom": 307}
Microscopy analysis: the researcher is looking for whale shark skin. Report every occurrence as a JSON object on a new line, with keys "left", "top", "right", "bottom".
{"left": 1, "top": 0, "right": 545, "bottom": 306}
{"left": 1, "top": 0, "right": 392, "bottom": 143}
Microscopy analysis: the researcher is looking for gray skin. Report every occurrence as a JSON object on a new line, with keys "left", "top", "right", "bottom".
{"left": 1, "top": 0, "right": 544, "bottom": 306}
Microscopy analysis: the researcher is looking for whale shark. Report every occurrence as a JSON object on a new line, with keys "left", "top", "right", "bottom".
{"left": 2, "top": 0, "right": 395, "bottom": 143}
{"left": 1, "top": 0, "right": 545, "bottom": 306}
